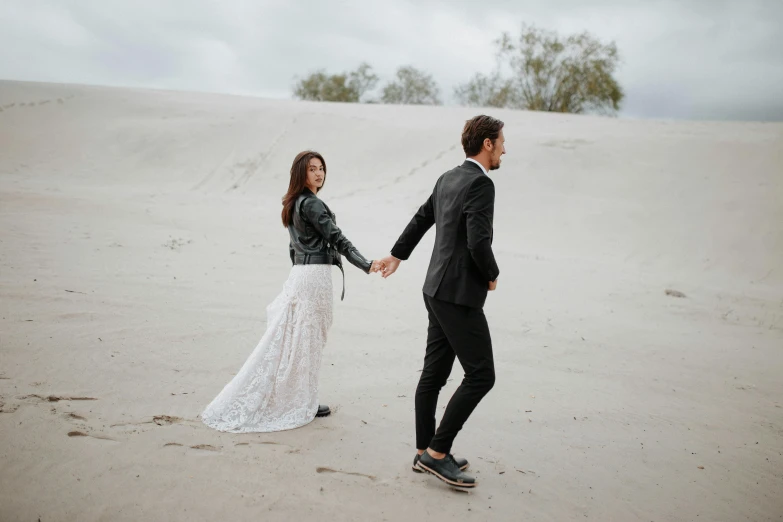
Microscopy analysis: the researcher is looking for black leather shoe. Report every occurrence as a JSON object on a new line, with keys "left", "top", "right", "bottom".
{"left": 316, "top": 405, "right": 331, "bottom": 417}
{"left": 412, "top": 453, "right": 469, "bottom": 473}
{"left": 416, "top": 452, "right": 476, "bottom": 488}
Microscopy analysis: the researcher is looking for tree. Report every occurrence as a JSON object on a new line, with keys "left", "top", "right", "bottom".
{"left": 455, "top": 24, "right": 624, "bottom": 115}
{"left": 380, "top": 66, "right": 442, "bottom": 105}
{"left": 453, "top": 72, "right": 516, "bottom": 109}
{"left": 293, "top": 63, "right": 378, "bottom": 103}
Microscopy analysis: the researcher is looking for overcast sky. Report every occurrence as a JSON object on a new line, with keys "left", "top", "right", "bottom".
{"left": 1, "top": 0, "right": 782, "bottom": 121}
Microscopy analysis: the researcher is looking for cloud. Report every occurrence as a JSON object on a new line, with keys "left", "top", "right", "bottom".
{"left": 0, "top": 0, "right": 781, "bottom": 121}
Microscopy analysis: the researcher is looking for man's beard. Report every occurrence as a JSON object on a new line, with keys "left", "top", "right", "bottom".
{"left": 489, "top": 159, "right": 501, "bottom": 171}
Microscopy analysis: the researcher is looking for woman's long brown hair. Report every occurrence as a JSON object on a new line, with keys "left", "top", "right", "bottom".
{"left": 281, "top": 150, "right": 327, "bottom": 227}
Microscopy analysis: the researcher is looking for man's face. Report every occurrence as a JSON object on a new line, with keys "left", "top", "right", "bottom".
{"left": 489, "top": 128, "right": 506, "bottom": 171}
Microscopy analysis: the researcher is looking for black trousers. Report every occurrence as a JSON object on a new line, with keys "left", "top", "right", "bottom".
{"left": 416, "top": 293, "right": 495, "bottom": 454}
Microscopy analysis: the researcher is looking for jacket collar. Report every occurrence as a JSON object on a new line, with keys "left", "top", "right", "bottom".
{"left": 462, "top": 159, "right": 487, "bottom": 175}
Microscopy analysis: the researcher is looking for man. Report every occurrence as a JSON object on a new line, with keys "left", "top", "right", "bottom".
{"left": 380, "top": 115, "right": 505, "bottom": 489}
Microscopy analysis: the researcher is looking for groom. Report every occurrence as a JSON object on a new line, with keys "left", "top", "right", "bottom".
{"left": 380, "top": 115, "right": 505, "bottom": 488}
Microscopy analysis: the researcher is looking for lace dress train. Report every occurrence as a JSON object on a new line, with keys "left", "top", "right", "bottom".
{"left": 200, "top": 265, "right": 333, "bottom": 433}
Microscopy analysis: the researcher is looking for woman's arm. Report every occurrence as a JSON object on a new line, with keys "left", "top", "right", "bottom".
{"left": 301, "top": 197, "right": 373, "bottom": 273}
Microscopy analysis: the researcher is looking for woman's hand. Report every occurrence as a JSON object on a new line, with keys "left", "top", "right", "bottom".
{"left": 370, "top": 260, "right": 386, "bottom": 274}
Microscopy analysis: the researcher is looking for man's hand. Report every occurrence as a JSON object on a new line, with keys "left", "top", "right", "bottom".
{"left": 488, "top": 279, "right": 498, "bottom": 291}
{"left": 379, "top": 255, "right": 402, "bottom": 278}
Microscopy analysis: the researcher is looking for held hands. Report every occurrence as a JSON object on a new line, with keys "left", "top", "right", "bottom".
{"left": 378, "top": 255, "right": 401, "bottom": 278}
{"left": 370, "top": 259, "right": 386, "bottom": 274}
{"left": 368, "top": 256, "right": 402, "bottom": 278}
{"left": 372, "top": 256, "right": 496, "bottom": 290}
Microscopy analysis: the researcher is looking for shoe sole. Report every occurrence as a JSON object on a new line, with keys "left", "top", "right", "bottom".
{"left": 315, "top": 411, "right": 331, "bottom": 418}
{"left": 415, "top": 461, "right": 476, "bottom": 488}
{"left": 412, "top": 462, "right": 469, "bottom": 473}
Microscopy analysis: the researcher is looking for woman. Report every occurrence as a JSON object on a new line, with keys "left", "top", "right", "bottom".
{"left": 201, "top": 150, "right": 382, "bottom": 433}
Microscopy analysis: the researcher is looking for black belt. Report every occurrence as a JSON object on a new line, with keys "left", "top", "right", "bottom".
{"left": 293, "top": 253, "right": 345, "bottom": 301}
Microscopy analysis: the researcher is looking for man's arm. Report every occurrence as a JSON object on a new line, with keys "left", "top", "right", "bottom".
{"left": 379, "top": 188, "right": 436, "bottom": 278}
{"left": 389, "top": 189, "right": 435, "bottom": 261}
{"left": 464, "top": 176, "right": 499, "bottom": 283}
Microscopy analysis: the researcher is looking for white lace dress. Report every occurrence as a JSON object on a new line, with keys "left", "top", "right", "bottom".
{"left": 201, "top": 265, "right": 333, "bottom": 433}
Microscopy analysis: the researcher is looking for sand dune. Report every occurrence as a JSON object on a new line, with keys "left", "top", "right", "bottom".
{"left": 1, "top": 80, "right": 781, "bottom": 521}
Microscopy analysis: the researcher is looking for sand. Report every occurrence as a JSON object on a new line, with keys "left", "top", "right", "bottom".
{"left": 1, "top": 80, "right": 782, "bottom": 521}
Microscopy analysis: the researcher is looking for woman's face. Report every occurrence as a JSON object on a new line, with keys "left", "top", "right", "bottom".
{"left": 306, "top": 157, "right": 325, "bottom": 192}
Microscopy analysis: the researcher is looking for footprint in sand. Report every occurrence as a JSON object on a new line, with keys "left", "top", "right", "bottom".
{"left": 164, "top": 442, "right": 218, "bottom": 449}
{"left": 9, "top": 395, "right": 97, "bottom": 414}
{"left": 111, "top": 415, "right": 191, "bottom": 430}
{"left": 21, "top": 394, "right": 98, "bottom": 403}
{"left": 162, "top": 442, "right": 222, "bottom": 455}
{"left": 190, "top": 444, "right": 220, "bottom": 451}
{"left": 185, "top": 444, "right": 221, "bottom": 456}
{"left": 316, "top": 467, "right": 376, "bottom": 481}
{"left": 153, "top": 415, "right": 183, "bottom": 426}
{"left": 0, "top": 397, "right": 19, "bottom": 413}
{"left": 234, "top": 441, "right": 282, "bottom": 447}
{"left": 67, "top": 430, "right": 118, "bottom": 444}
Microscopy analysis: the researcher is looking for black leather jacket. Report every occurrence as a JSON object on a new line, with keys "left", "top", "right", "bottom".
{"left": 288, "top": 189, "right": 372, "bottom": 297}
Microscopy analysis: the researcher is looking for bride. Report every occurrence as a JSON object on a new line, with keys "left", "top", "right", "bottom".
{"left": 201, "top": 150, "right": 383, "bottom": 433}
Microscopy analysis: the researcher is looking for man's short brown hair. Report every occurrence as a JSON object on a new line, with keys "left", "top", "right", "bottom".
{"left": 461, "top": 115, "right": 504, "bottom": 157}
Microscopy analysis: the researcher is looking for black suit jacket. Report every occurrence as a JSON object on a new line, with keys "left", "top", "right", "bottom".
{"left": 391, "top": 160, "right": 499, "bottom": 309}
